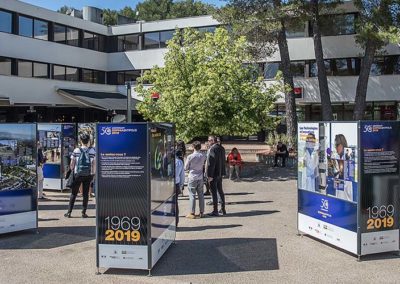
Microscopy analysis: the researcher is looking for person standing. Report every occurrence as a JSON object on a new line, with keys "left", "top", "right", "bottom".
{"left": 185, "top": 141, "right": 206, "bottom": 219}
{"left": 37, "top": 142, "right": 45, "bottom": 199}
{"left": 175, "top": 150, "right": 185, "bottom": 227}
{"left": 64, "top": 134, "right": 95, "bottom": 218}
{"left": 274, "top": 141, "right": 288, "bottom": 167}
{"left": 206, "top": 136, "right": 226, "bottom": 216}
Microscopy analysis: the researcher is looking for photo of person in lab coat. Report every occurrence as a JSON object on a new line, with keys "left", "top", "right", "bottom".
{"left": 303, "top": 133, "right": 319, "bottom": 192}
{"left": 330, "top": 133, "right": 353, "bottom": 202}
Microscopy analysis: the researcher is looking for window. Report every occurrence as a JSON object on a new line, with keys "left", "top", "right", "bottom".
{"left": 370, "top": 56, "right": 400, "bottom": 76}
{"left": 310, "top": 58, "right": 361, "bottom": 77}
{"left": 116, "top": 70, "right": 141, "bottom": 84}
{"left": 54, "top": 24, "right": 66, "bottom": 44}
{"left": 19, "top": 16, "right": 33, "bottom": 37}
{"left": 53, "top": 65, "right": 66, "bottom": 80}
{"left": 82, "top": 68, "right": 93, "bottom": 83}
{"left": 290, "top": 61, "right": 305, "bottom": 77}
{"left": 124, "top": 34, "right": 139, "bottom": 51}
{"left": 0, "top": 10, "right": 12, "bottom": 33}
{"left": 144, "top": 32, "right": 160, "bottom": 49}
{"left": 82, "top": 32, "right": 105, "bottom": 51}
{"left": 33, "top": 62, "right": 48, "bottom": 78}
{"left": 318, "top": 13, "right": 357, "bottom": 36}
{"left": 18, "top": 60, "right": 33, "bottom": 77}
{"left": 93, "top": 70, "right": 105, "bottom": 83}
{"left": 264, "top": 63, "right": 280, "bottom": 79}
{"left": 66, "top": 67, "right": 79, "bottom": 81}
{"left": 197, "top": 26, "right": 217, "bottom": 33}
{"left": 160, "top": 30, "right": 174, "bottom": 48}
{"left": 117, "top": 36, "right": 125, "bottom": 52}
{"left": 264, "top": 61, "right": 305, "bottom": 79}
{"left": 83, "top": 32, "right": 94, "bottom": 49}
{"left": 34, "top": 19, "right": 48, "bottom": 40}
{"left": 0, "top": 57, "right": 11, "bottom": 75}
{"left": 82, "top": 69, "right": 105, "bottom": 84}
{"left": 66, "top": 27, "right": 79, "bottom": 46}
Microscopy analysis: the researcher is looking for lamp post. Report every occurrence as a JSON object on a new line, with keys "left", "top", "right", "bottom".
{"left": 125, "top": 81, "right": 134, "bottom": 122}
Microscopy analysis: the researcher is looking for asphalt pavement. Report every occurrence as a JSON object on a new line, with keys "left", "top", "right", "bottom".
{"left": 0, "top": 166, "right": 399, "bottom": 284}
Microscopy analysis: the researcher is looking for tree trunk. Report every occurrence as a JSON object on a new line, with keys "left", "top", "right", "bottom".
{"left": 277, "top": 24, "right": 298, "bottom": 140}
{"left": 353, "top": 39, "right": 376, "bottom": 120}
{"left": 274, "top": 0, "right": 297, "bottom": 140}
{"left": 311, "top": 0, "right": 333, "bottom": 121}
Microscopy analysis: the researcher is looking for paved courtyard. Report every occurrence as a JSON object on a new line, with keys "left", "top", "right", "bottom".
{"left": 0, "top": 167, "right": 399, "bottom": 284}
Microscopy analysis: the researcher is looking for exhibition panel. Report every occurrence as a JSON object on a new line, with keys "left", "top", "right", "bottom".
{"left": 0, "top": 123, "right": 37, "bottom": 234}
{"left": 297, "top": 122, "right": 400, "bottom": 257}
{"left": 96, "top": 122, "right": 175, "bottom": 272}
{"left": 38, "top": 123, "right": 76, "bottom": 190}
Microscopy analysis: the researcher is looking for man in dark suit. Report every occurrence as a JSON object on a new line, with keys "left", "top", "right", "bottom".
{"left": 206, "top": 135, "right": 226, "bottom": 216}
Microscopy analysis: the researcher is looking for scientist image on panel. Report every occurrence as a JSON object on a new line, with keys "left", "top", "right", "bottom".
{"left": 332, "top": 134, "right": 348, "bottom": 178}
{"left": 302, "top": 132, "right": 319, "bottom": 192}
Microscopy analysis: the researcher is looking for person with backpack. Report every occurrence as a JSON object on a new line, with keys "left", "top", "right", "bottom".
{"left": 64, "top": 133, "right": 96, "bottom": 218}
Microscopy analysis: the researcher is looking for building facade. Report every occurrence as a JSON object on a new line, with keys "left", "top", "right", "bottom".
{"left": 0, "top": 0, "right": 399, "bottom": 123}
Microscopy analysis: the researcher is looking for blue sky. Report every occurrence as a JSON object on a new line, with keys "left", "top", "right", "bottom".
{"left": 21, "top": 0, "right": 225, "bottom": 11}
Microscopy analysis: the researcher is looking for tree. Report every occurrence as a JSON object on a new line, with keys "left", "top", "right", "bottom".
{"left": 215, "top": 0, "right": 299, "bottom": 140}
{"left": 169, "top": 0, "right": 215, "bottom": 19}
{"left": 120, "top": 6, "right": 137, "bottom": 19}
{"left": 57, "top": 5, "right": 75, "bottom": 14}
{"left": 102, "top": 9, "right": 118, "bottom": 26}
{"left": 135, "top": 28, "right": 280, "bottom": 141}
{"left": 135, "top": 0, "right": 173, "bottom": 21}
{"left": 307, "top": 0, "right": 336, "bottom": 121}
{"left": 135, "top": 0, "right": 215, "bottom": 21}
{"left": 353, "top": 0, "right": 400, "bottom": 120}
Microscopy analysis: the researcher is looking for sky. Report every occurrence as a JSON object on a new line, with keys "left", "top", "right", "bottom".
{"left": 20, "top": 0, "right": 225, "bottom": 11}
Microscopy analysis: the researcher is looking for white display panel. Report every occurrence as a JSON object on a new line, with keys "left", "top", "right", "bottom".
{"left": 152, "top": 222, "right": 175, "bottom": 267}
{"left": 0, "top": 211, "right": 37, "bottom": 234}
{"left": 361, "top": 230, "right": 399, "bottom": 255}
{"left": 298, "top": 213, "right": 357, "bottom": 254}
{"left": 98, "top": 244, "right": 148, "bottom": 270}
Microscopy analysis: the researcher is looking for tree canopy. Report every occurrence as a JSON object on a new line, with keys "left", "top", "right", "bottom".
{"left": 59, "top": 1, "right": 215, "bottom": 25}
{"left": 135, "top": 28, "right": 280, "bottom": 141}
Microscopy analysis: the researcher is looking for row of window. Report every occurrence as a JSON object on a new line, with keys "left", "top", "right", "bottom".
{"left": 0, "top": 9, "right": 106, "bottom": 51}
{"left": 264, "top": 56, "right": 400, "bottom": 79}
{"left": 113, "top": 26, "right": 217, "bottom": 52}
{"left": 0, "top": 56, "right": 105, "bottom": 83}
{"left": 0, "top": 6, "right": 359, "bottom": 53}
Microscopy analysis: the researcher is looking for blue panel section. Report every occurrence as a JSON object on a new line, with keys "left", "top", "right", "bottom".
{"left": 43, "top": 163, "right": 61, "bottom": 179}
{"left": 0, "top": 188, "right": 36, "bottom": 215}
{"left": 298, "top": 189, "right": 357, "bottom": 232}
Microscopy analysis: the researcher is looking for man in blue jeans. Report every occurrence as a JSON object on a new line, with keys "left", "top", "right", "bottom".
{"left": 184, "top": 141, "right": 206, "bottom": 219}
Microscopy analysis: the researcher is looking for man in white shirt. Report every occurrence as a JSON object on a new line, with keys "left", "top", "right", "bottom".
{"left": 175, "top": 150, "right": 185, "bottom": 227}
{"left": 185, "top": 141, "right": 206, "bottom": 219}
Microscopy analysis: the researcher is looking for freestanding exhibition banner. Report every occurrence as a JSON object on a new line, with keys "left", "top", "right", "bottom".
{"left": 297, "top": 121, "right": 400, "bottom": 257}
{"left": 0, "top": 123, "right": 37, "bottom": 234}
{"left": 96, "top": 123, "right": 175, "bottom": 273}
{"left": 38, "top": 123, "right": 76, "bottom": 190}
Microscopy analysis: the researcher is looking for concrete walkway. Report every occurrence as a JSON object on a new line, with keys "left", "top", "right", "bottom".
{"left": 0, "top": 167, "right": 399, "bottom": 283}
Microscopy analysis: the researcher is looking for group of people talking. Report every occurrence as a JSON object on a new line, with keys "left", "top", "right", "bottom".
{"left": 175, "top": 136, "right": 243, "bottom": 223}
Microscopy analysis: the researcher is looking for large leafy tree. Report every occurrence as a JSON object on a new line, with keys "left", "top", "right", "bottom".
{"left": 216, "top": 0, "right": 300, "bottom": 139}
{"left": 353, "top": 0, "right": 400, "bottom": 120}
{"left": 136, "top": 28, "right": 280, "bottom": 141}
{"left": 136, "top": 0, "right": 215, "bottom": 21}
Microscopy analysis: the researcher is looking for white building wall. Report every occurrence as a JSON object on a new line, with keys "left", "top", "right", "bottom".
{"left": 0, "top": 33, "right": 108, "bottom": 71}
